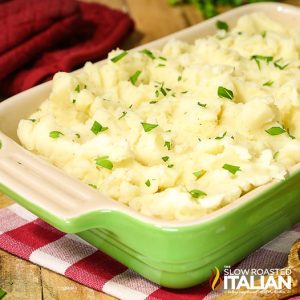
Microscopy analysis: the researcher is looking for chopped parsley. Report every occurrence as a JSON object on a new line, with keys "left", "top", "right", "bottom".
{"left": 215, "top": 131, "right": 227, "bottom": 140}
{"left": 177, "top": 75, "right": 182, "bottom": 81}
{"left": 181, "top": 91, "right": 188, "bottom": 94}
{"left": 162, "top": 156, "right": 169, "bottom": 162}
{"left": 91, "top": 121, "right": 108, "bottom": 135}
{"left": 0, "top": 288, "right": 6, "bottom": 299}
{"left": 265, "top": 126, "right": 286, "bottom": 136}
{"left": 95, "top": 156, "right": 113, "bottom": 170}
{"left": 149, "top": 100, "right": 158, "bottom": 104}
{"left": 263, "top": 80, "right": 274, "bottom": 87}
{"left": 274, "top": 59, "right": 288, "bottom": 70}
{"left": 223, "top": 164, "right": 241, "bottom": 175}
{"left": 159, "top": 56, "right": 167, "bottom": 61}
{"left": 0, "top": 140, "right": 2, "bottom": 149}
{"left": 164, "top": 141, "right": 171, "bottom": 150}
{"left": 119, "top": 111, "right": 127, "bottom": 119}
{"left": 27, "top": 118, "right": 36, "bottom": 122}
{"left": 49, "top": 131, "right": 64, "bottom": 139}
{"left": 167, "top": 164, "right": 174, "bottom": 168}
{"left": 130, "top": 70, "right": 142, "bottom": 85}
{"left": 140, "top": 49, "right": 155, "bottom": 59}
{"left": 216, "top": 20, "right": 229, "bottom": 32}
{"left": 74, "top": 84, "right": 80, "bottom": 93}
{"left": 111, "top": 51, "right": 128, "bottom": 63}
{"left": 72, "top": 99, "right": 76, "bottom": 104}
{"left": 218, "top": 86, "right": 234, "bottom": 100}
{"left": 287, "top": 128, "right": 296, "bottom": 139}
{"left": 251, "top": 55, "right": 273, "bottom": 70}
{"left": 273, "top": 151, "right": 279, "bottom": 160}
{"left": 157, "top": 64, "right": 166, "bottom": 67}
{"left": 193, "top": 169, "right": 206, "bottom": 179}
{"left": 141, "top": 122, "right": 158, "bottom": 132}
{"left": 189, "top": 189, "right": 207, "bottom": 198}
{"left": 88, "top": 184, "right": 97, "bottom": 189}
{"left": 145, "top": 179, "right": 151, "bottom": 187}
{"left": 197, "top": 102, "right": 207, "bottom": 108}
{"left": 75, "top": 133, "right": 80, "bottom": 138}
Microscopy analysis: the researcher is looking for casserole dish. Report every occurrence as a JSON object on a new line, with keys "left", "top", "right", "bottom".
{"left": 1, "top": 2, "right": 300, "bottom": 289}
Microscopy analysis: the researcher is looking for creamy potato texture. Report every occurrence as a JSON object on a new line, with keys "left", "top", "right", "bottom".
{"left": 18, "top": 13, "right": 300, "bottom": 220}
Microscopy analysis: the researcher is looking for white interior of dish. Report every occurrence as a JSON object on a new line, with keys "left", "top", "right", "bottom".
{"left": 0, "top": 2, "right": 300, "bottom": 227}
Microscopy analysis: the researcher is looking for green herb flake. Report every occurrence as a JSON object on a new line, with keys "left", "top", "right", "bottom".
{"left": 129, "top": 70, "right": 142, "bottom": 85}
{"left": 262, "top": 31, "right": 267, "bottom": 38}
{"left": 265, "top": 126, "right": 286, "bottom": 136}
{"left": 223, "top": 163, "right": 241, "bottom": 175}
{"left": 216, "top": 20, "right": 229, "bottom": 32}
{"left": 91, "top": 121, "right": 108, "bottom": 135}
{"left": 160, "top": 86, "right": 167, "bottom": 96}
{"left": 263, "top": 80, "right": 274, "bottom": 87}
{"left": 218, "top": 86, "right": 234, "bottom": 100}
{"left": 193, "top": 169, "right": 206, "bottom": 179}
{"left": 273, "top": 151, "right": 279, "bottom": 160}
{"left": 72, "top": 99, "right": 76, "bottom": 104}
{"left": 159, "top": 56, "right": 167, "bottom": 61}
{"left": 157, "top": 64, "right": 166, "bottom": 67}
{"left": 0, "top": 288, "right": 6, "bottom": 299}
{"left": 140, "top": 49, "right": 155, "bottom": 59}
{"left": 189, "top": 189, "right": 207, "bottom": 199}
{"left": 162, "top": 156, "right": 169, "bottom": 162}
{"left": 74, "top": 84, "right": 80, "bottom": 93}
{"left": 129, "top": 104, "right": 133, "bottom": 109}
{"left": 149, "top": 100, "right": 158, "bottom": 104}
{"left": 287, "top": 128, "right": 296, "bottom": 139}
{"left": 274, "top": 59, "right": 289, "bottom": 70}
{"left": 49, "top": 131, "right": 64, "bottom": 139}
{"left": 251, "top": 55, "right": 273, "bottom": 70}
{"left": 141, "top": 122, "right": 158, "bottom": 132}
{"left": 181, "top": 91, "right": 188, "bottom": 94}
{"left": 215, "top": 131, "right": 227, "bottom": 140}
{"left": 0, "top": 140, "right": 2, "bottom": 150}
{"left": 28, "top": 118, "right": 36, "bottom": 123}
{"left": 197, "top": 102, "right": 207, "bottom": 108}
{"left": 177, "top": 75, "right": 182, "bottom": 81}
{"left": 95, "top": 156, "right": 113, "bottom": 170}
{"left": 164, "top": 141, "right": 171, "bottom": 150}
{"left": 75, "top": 133, "right": 80, "bottom": 138}
{"left": 145, "top": 179, "right": 151, "bottom": 187}
{"left": 111, "top": 51, "right": 128, "bottom": 63}
{"left": 88, "top": 184, "right": 97, "bottom": 189}
{"left": 167, "top": 164, "right": 174, "bottom": 168}
{"left": 119, "top": 111, "right": 127, "bottom": 120}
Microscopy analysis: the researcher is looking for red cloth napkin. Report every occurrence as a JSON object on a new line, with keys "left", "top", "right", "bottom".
{"left": 0, "top": 204, "right": 300, "bottom": 299}
{"left": 0, "top": 0, "right": 134, "bottom": 96}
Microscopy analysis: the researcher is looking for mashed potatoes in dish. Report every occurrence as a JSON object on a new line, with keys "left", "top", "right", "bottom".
{"left": 18, "top": 13, "right": 300, "bottom": 220}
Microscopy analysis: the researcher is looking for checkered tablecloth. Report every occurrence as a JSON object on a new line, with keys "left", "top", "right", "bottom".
{"left": 0, "top": 204, "right": 299, "bottom": 299}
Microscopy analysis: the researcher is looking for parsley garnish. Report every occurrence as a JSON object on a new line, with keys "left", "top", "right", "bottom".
{"left": 119, "top": 111, "right": 127, "bottom": 119}
{"left": 91, "top": 121, "right": 108, "bottom": 135}
{"left": 89, "top": 184, "right": 97, "bottom": 189}
{"left": 273, "top": 151, "right": 279, "bottom": 160}
{"left": 265, "top": 126, "right": 286, "bottom": 136}
{"left": 75, "top": 133, "right": 80, "bottom": 138}
{"left": 218, "top": 86, "right": 234, "bottom": 100}
{"left": 263, "top": 80, "right": 274, "bottom": 87}
{"left": 164, "top": 141, "right": 171, "bottom": 150}
{"left": 159, "top": 56, "right": 167, "bottom": 61}
{"left": 72, "top": 99, "right": 76, "bottom": 104}
{"left": 251, "top": 55, "right": 273, "bottom": 70}
{"left": 162, "top": 156, "right": 169, "bottom": 162}
{"left": 189, "top": 189, "right": 207, "bottom": 198}
{"left": 28, "top": 118, "right": 36, "bottom": 122}
{"left": 193, "top": 170, "right": 206, "bottom": 179}
{"left": 216, "top": 20, "right": 229, "bottom": 32}
{"left": 197, "top": 102, "right": 207, "bottom": 108}
{"left": 262, "top": 31, "right": 266, "bottom": 38}
{"left": 75, "top": 85, "right": 80, "bottom": 93}
{"left": 140, "top": 49, "right": 155, "bottom": 59}
{"left": 49, "top": 131, "right": 64, "bottom": 139}
{"left": 141, "top": 122, "right": 158, "bottom": 132}
{"left": 130, "top": 70, "right": 142, "bottom": 85}
{"left": 274, "top": 59, "right": 288, "bottom": 70}
{"left": 111, "top": 51, "right": 128, "bottom": 63}
{"left": 0, "top": 288, "right": 6, "bottom": 299}
{"left": 0, "top": 140, "right": 2, "bottom": 149}
{"left": 157, "top": 64, "right": 166, "bottom": 67}
{"left": 95, "top": 156, "right": 113, "bottom": 170}
{"left": 177, "top": 75, "right": 182, "bottom": 81}
{"left": 286, "top": 128, "right": 295, "bottom": 139}
{"left": 223, "top": 164, "right": 241, "bottom": 175}
{"left": 145, "top": 179, "right": 151, "bottom": 187}
{"left": 167, "top": 164, "right": 174, "bottom": 168}
{"left": 215, "top": 131, "right": 227, "bottom": 140}
{"left": 149, "top": 100, "right": 158, "bottom": 104}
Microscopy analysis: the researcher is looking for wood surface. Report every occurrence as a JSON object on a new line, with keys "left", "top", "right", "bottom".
{"left": 1, "top": 0, "right": 300, "bottom": 299}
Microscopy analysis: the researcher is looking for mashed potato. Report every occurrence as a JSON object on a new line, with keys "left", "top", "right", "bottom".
{"left": 18, "top": 13, "right": 300, "bottom": 220}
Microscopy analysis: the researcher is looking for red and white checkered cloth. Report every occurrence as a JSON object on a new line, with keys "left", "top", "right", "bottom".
{"left": 0, "top": 204, "right": 299, "bottom": 300}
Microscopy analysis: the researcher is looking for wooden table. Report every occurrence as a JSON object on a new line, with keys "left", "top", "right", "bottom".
{"left": 1, "top": 0, "right": 300, "bottom": 299}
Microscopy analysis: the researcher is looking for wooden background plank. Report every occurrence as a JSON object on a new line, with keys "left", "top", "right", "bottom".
{"left": 1, "top": 0, "right": 300, "bottom": 299}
